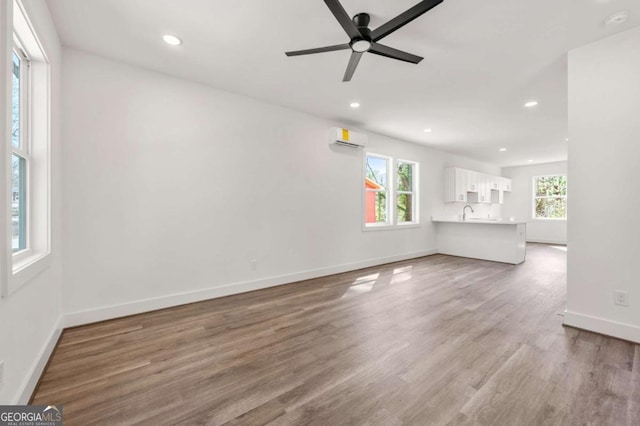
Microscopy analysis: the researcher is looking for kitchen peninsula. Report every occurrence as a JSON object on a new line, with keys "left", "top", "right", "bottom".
{"left": 432, "top": 217, "right": 526, "bottom": 265}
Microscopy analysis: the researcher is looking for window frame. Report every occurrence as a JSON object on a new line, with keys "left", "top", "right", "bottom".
{"left": 363, "top": 152, "right": 420, "bottom": 230}
{"left": 11, "top": 40, "right": 32, "bottom": 261}
{"left": 2, "top": 0, "right": 52, "bottom": 297}
{"left": 396, "top": 159, "right": 419, "bottom": 226}
{"left": 532, "top": 174, "right": 567, "bottom": 221}
{"left": 364, "top": 153, "right": 392, "bottom": 228}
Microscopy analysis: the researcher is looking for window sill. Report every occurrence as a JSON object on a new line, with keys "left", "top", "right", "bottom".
{"left": 363, "top": 223, "right": 421, "bottom": 232}
{"left": 11, "top": 251, "right": 52, "bottom": 294}
{"left": 397, "top": 222, "right": 420, "bottom": 229}
{"left": 531, "top": 218, "right": 567, "bottom": 222}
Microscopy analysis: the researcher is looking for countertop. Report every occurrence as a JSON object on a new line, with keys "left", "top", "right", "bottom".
{"left": 431, "top": 216, "right": 527, "bottom": 225}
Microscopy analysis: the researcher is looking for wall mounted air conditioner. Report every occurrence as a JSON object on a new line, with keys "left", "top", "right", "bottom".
{"left": 329, "top": 127, "right": 366, "bottom": 149}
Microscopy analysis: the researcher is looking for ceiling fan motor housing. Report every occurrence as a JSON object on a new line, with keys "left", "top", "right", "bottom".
{"left": 350, "top": 13, "right": 372, "bottom": 51}
{"left": 353, "top": 13, "right": 371, "bottom": 33}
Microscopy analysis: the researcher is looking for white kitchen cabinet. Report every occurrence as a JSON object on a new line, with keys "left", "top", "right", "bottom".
{"left": 445, "top": 168, "right": 512, "bottom": 204}
{"left": 501, "top": 177, "right": 512, "bottom": 192}
{"left": 466, "top": 174, "right": 493, "bottom": 204}
{"left": 444, "top": 168, "right": 468, "bottom": 202}
{"left": 489, "top": 176, "right": 501, "bottom": 191}
{"left": 466, "top": 170, "right": 479, "bottom": 193}
{"left": 478, "top": 174, "right": 492, "bottom": 203}
{"left": 488, "top": 176, "right": 503, "bottom": 204}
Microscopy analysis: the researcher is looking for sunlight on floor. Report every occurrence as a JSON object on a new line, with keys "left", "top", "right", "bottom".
{"left": 353, "top": 273, "right": 380, "bottom": 284}
{"left": 391, "top": 273, "right": 412, "bottom": 285}
{"left": 341, "top": 273, "right": 382, "bottom": 298}
{"left": 393, "top": 265, "right": 413, "bottom": 274}
{"left": 341, "top": 282, "right": 375, "bottom": 298}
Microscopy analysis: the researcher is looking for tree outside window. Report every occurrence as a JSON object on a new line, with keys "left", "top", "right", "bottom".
{"left": 397, "top": 161, "right": 416, "bottom": 223}
{"left": 533, "top": 175, "right": 567, "bottom": 219}
{"left": 365, "top": 155, "right": 389, "bottom": 225}
{"left": 365, "top": 154, "right": 419, "bottom": 227}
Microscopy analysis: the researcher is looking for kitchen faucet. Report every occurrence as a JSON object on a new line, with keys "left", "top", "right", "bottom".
{"left": 463, "top": 205, "right": 474, "bottom": 221}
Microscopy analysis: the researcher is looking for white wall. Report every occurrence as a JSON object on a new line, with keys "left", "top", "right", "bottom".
{"left": 502, "top": 161, "right": 567, "bottom": 244}
{"left": 0, "top": 0, "right": 63, "bottom": 404}
{"left": 565, "top": 27, "right": 640, "bottom": 343}
{"left": 60, "top": 49, "right": 501, "bottom": 325}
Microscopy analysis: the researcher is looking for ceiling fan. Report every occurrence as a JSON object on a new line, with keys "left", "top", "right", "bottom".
{"left": 285, "top": 0, "right": 444, "bottom": 82}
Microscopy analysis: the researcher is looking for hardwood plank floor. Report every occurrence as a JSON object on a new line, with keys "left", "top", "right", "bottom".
{"left": 32, "top": 244, "right": 640, "bottom": 425}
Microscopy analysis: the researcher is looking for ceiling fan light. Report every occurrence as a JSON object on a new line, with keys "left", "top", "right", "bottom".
{"left": 351, "top": 39, "right": 371, "bottom": 53}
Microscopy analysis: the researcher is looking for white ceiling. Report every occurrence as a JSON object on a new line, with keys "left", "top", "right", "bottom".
{"left": 46, "top": 0, "right": 640, "bottom": 166}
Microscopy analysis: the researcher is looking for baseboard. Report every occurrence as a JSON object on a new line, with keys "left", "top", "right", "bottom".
{"left": 64, "top": 249, "right": 437, "bottom": 328}
{"left": 563, "top": 310, "right": 640, "bottom": 344}
{"left": 15, "top": 315, "right": 63, "bottom": 404}
{"left": 527, "top": 239, "right": 567, "bottom": 245}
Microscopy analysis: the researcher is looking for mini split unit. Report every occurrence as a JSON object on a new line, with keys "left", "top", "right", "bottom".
{"left": 329, "top": 127, "right": 367, "bottom": 148}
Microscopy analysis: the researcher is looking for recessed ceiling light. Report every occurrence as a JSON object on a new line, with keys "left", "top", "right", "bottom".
{"left": 350, "top": 102, "right": 360, "bottom": 108}
{"left": 527, "top": 159, "right": 534, "bottom": 163}
{"left": 565, "top": 138, "right": 569, "bottom": 142}
{"left": 499, "top": 148, "right": 507, "bottom": 152}
{"left": 605, "top": 11, "right": 629, "bottom": 26}
{"left": 163, "top": 34, "right": 182, "bottom": 46}
{"left": 524, "top": 101, "right": 539, "bottom": 108}
{"left": 423, "top": 128, "right": 432, "bottom": 133}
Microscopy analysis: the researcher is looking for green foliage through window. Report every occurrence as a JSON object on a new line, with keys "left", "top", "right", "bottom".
{"left": 397, "top": 162, "right": 415, "bottom": 223}
{"left": 365, "top": 155, "right": 389, "bottom": 224}
{"left": 534, "top": 175, "right": 567, "bottom": 219}
{"left": 365, "top": 155, "right": 418, "bottom": 226}
{"left": 366, "top": 156, "right": 387, "bottom": 189}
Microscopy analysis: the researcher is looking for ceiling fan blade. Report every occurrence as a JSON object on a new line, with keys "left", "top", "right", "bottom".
{"left": 324, "top": 0, "right": 362, "bottom": 40}
{"left": 285, "top": 44, "right": 350, "bottom": 57}
{"left": 370, "top": 0, "right": 443, "bottom": 42}
{"left": 369, "top": 43, "right": 423, "bottom": 64}
{"left": 343, "top": 52, "right": 363, "bottom": 82}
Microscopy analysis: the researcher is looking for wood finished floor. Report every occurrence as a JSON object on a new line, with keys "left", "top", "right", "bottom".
{"left": 33, "top": 244, "right": 640, "bottom": 425}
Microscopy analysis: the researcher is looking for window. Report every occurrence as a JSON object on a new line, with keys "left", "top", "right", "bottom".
{"left": 397, "top": 161, "right": 417, "bottom": 223}
{"left": 12, "top": 47, "right": 29, "bottom": 254}
{"left": 2, "top": 0, "right": 52, "bottom": 296}
{"left": 533, "top": 175, "right": 567, "bottom": 219}
{"left": 364, "top": 154, "right": 419, "bottom": 228}
{"left": 365, "top": 154, "right": 390, "bottom": 225}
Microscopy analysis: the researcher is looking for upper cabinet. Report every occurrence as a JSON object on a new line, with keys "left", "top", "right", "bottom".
{"left": 477, "top": 174, "right": 492, "bottom": 204}
{"left": 466, "top": 170, "right": 479, "bottom": 193}
{"left": 489, "top": 176, "right": 501, "bottom": 191}
{"left": 444, "top": 168, "right": 469, "bottom": 202}
{"left": 501, "top": 177, "right": 512, "bottom": 192}
{"left": 444, "top": 167, "right": 511, "bottom": 204}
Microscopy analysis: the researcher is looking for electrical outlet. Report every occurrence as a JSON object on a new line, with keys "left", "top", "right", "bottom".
{"left": 250, "top": 260, "right": 257, "bottom": 271}
{"left": 0, "top": 360, "right": 5, "bottom": 388}
{"left": 614, "top": 290, "right": 629, "bottom": 307}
